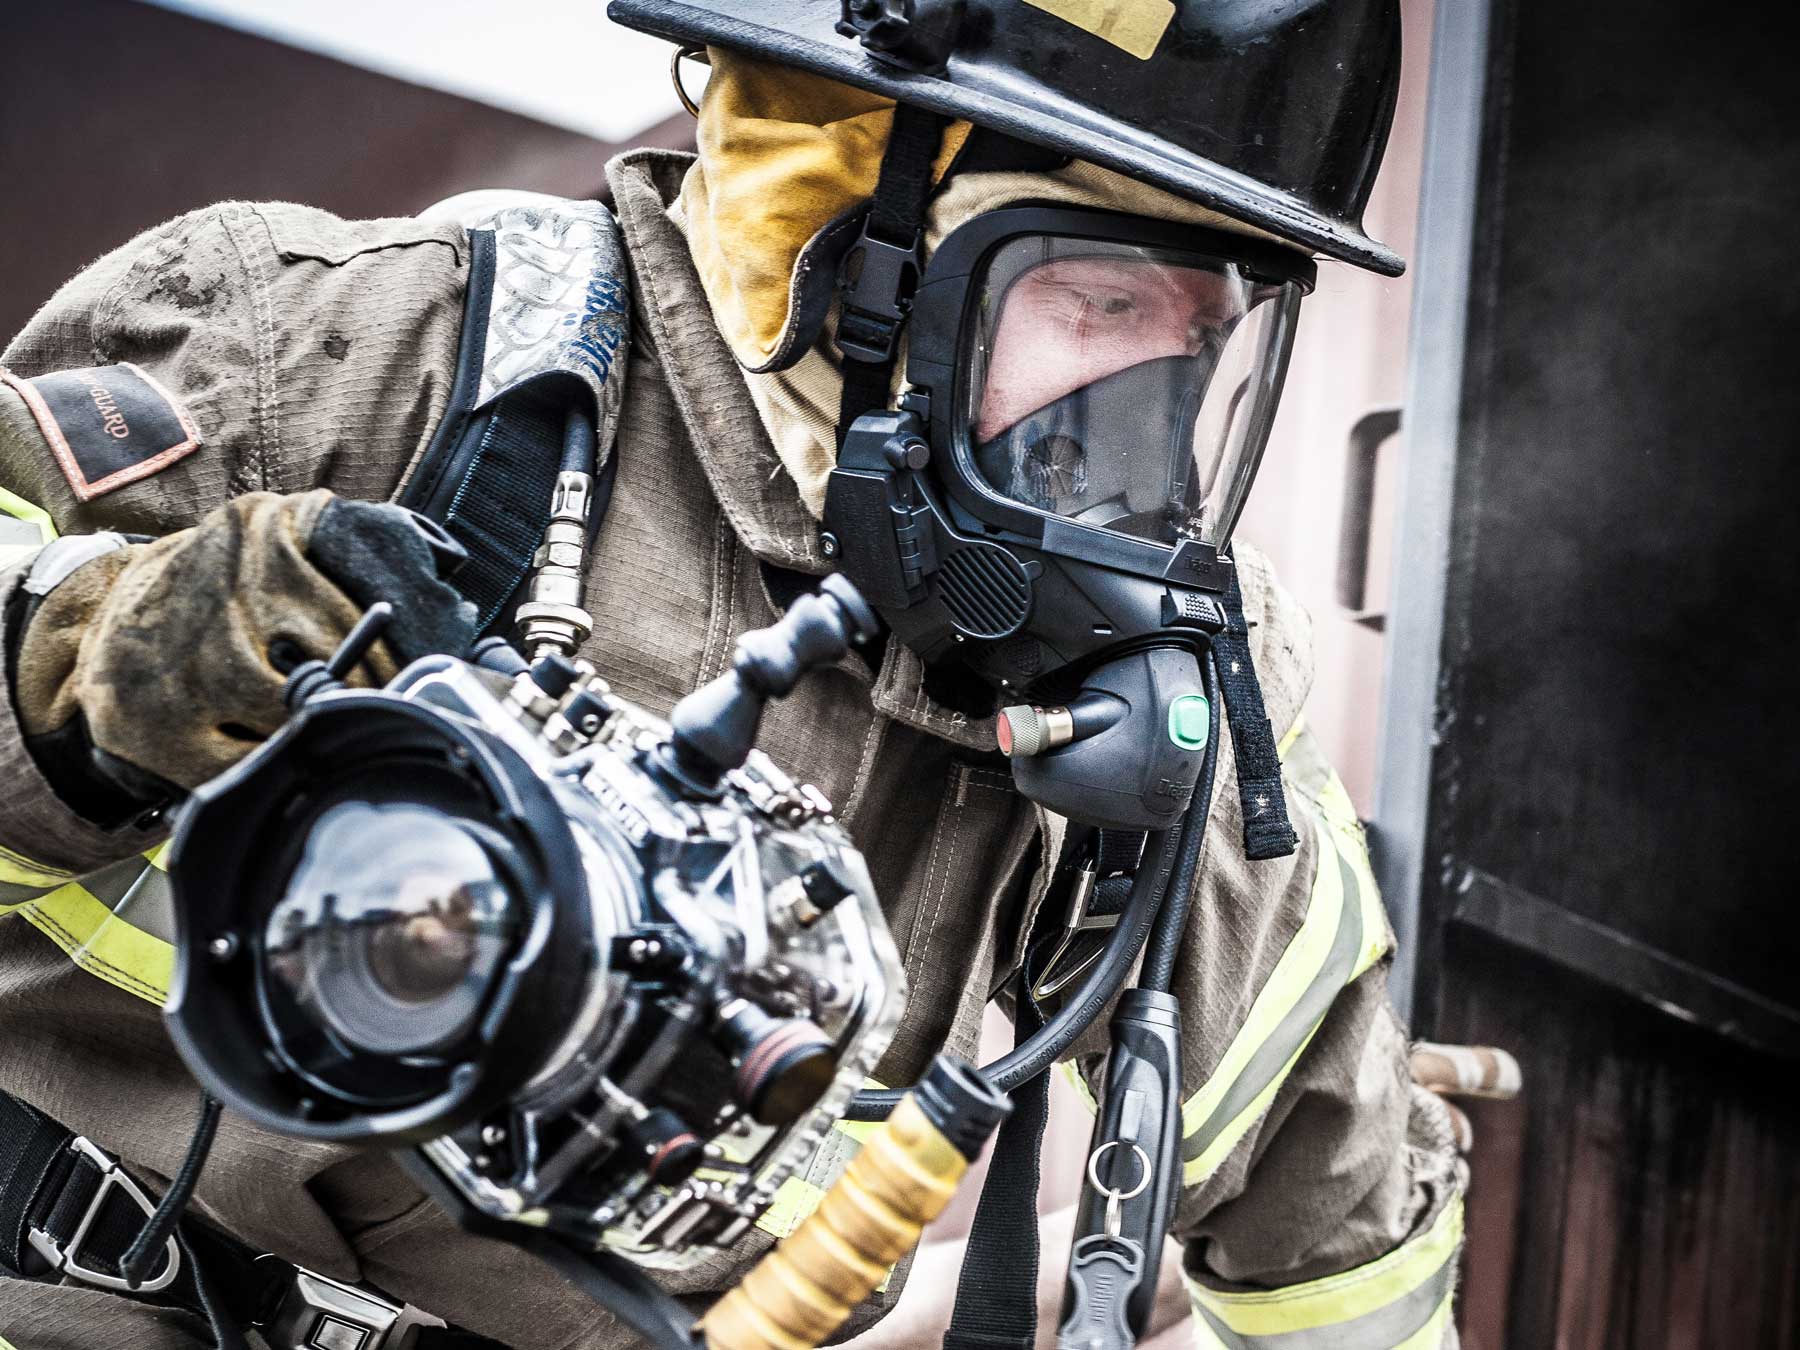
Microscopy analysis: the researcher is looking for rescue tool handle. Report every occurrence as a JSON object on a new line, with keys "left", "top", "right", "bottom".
{"left": 1058, "top": 1234, "right": 1147, "bottom": 1350}
{"left": 1063, "top": 990, "right": 1183, "bottom": 1341}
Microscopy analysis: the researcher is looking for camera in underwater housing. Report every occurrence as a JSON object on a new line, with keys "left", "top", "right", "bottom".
{"left": 164, "top": 579, "right": 904, "bottom": 1267}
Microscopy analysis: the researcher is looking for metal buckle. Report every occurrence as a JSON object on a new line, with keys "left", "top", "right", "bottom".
{"left": 260, "top": 1261, "right": 407, "bottom": 1350}
{"left": 27, "top": 1136, "right": 181, "bottom": 1294}
{"left": 1031, "top": 865, "right": 1122, "bottom": 1001}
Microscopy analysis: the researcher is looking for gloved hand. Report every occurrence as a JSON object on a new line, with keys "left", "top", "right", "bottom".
{"left": 7, "top": 489, "right": 477, "bottom": 824}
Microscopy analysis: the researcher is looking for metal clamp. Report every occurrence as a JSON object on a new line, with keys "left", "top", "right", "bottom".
{"left": 1032, "top": 865, "right": 1120, "bottom": 1001}
{"left": 27, "top": 1136, "right": 180, "bottom": 1294}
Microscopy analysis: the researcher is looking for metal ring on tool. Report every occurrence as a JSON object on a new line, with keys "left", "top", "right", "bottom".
{"left": 670, "top": 44, "right": 710, "bottom": 118}
{"left": 1086, "top": 1140, "right": 1152, "bottom": 1201}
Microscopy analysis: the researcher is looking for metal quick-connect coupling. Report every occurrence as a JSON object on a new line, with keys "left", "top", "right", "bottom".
{"left": 515, "top": 470, "right": 597, "bottom": 661}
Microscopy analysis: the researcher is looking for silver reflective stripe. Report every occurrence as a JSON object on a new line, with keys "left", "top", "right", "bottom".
{"left": 0, "top": 515, "right": 43, "bottom": 547}
{"left": 1192, "top": 1251, "right": 1455, "bottom": 1349}
{"left": 1181, "top": 841, "right": 1363, "bottom": 1167}
{"left": 102, "top": 860, "right": 179, "bottom": 943}
{"left": 22, "top": 533, "right": 130, "bottom": 596}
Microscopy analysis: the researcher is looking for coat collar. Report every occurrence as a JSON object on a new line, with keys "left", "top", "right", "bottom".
{"left": 606, "top": 150, "right": 999, "bottom": 753}
{"left": 607, "top": 150, "right": 824, "bottom": 573}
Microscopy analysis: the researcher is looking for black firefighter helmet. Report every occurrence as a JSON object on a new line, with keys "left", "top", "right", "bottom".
{"left": 606, "top": 0, "right": 1404, "bottom": 276}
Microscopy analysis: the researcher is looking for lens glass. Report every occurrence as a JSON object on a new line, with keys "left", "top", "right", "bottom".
{"left": 962, "top": 236, "right": 1303, "bottom": 550}
{"left": 262, "top": 801, "right": 521, "bottom": 1059}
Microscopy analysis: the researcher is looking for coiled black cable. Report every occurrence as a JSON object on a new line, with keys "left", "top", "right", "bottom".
{"left": 841, "top": 823, "right": 1178, "bottom": 1121}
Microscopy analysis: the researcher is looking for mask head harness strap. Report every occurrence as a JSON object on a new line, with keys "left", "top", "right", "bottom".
{"left": 835, "top": 102, "right": 948, "bottom": 443}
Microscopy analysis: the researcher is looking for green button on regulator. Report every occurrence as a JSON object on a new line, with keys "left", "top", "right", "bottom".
{"left": 1167, "top": 694, "right": 1210, "bottom": 750}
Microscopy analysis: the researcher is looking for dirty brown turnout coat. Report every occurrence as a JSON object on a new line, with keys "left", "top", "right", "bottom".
{"left": 0, "top": 152, "right": 1464, "bottom": 1350}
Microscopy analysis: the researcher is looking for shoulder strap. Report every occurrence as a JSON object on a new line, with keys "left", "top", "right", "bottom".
{"left": 943, "top": 999, "right": 1051, "bottom": 1350}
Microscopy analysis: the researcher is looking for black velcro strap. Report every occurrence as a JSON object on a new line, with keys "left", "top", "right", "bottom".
{"left": 1215, "top": 560, "right": 1299, "bottom": 861}
{"left": 943, "top": 1002, "right": 1050, "bottom": 1350}
{"left": 868, "top": 102, "right": 947, "bottom": 249}
{"left": 435, "top": 383, "right": 573, "bottom": 634}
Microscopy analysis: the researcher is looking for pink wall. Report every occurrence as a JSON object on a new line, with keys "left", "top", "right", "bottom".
{"left": 1235, "top": 0, "right": 1437, "bottom": 810}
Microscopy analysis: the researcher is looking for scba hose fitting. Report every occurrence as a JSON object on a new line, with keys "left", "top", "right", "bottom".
{"left": 702, "top": 1057, "right": 1008, "bottom": 1350}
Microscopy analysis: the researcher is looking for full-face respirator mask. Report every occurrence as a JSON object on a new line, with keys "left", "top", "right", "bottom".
{"left": 825, "top": 206, "right": 1314, "bottom": 829}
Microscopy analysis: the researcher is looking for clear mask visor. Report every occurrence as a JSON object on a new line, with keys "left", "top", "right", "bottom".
{"left": 963, "top": 236, "right": 1303, "bottom": 549}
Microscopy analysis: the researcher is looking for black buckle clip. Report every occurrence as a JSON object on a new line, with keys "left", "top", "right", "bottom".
{"left": 259, "top": 1259, "right": 409, "bottom": 1350}
{"left": 837, "top": 219, "right": 925, "bottom": 364}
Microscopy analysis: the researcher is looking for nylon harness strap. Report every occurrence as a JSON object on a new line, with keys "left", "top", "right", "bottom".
{"left": 1215, "top": 558, "right": 1299, "bottom": 861}
{"left": 0, "top": 1089, "right": 505, "bottom": 1349}
{"left": 836, "top": 102, "right": 948, "bottom": 443}
{"left": 943, "top": 996, "right": 1051, "bottom": 1350}
{"left": 397, "top": 228, "right": 602, "bottom": 637}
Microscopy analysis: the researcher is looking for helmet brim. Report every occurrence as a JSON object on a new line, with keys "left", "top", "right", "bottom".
{"left": 608, "top": 0, "right": 1406, "bottom": 277}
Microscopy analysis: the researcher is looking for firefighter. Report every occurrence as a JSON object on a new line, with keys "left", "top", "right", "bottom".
{"left": 0, "top": 3, "right": 1465, "bottom": 1346}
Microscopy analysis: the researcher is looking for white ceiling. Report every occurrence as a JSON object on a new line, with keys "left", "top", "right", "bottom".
{"left": 140, "top": 0, "right": 688, "bottom": 143}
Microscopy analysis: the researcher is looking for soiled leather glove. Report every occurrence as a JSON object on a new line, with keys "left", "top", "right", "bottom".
{"left": 6, "top": 489, "right": 477, "bottom": 825}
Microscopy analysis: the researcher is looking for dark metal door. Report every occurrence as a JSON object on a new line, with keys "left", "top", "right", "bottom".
{"left": 1375, "top": 1, "right": 1800, "bottom": 1344}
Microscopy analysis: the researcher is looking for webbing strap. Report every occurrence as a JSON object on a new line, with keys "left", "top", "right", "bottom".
{"left": 836, "top": 103, "right": 948, "bottom": 444}
{"left": 943, "top": 1002, "right": 1050, "bottom": 1350}
{"left": 1215, "top": 561, "right": 1299, "bottom": 861}
{"left": 0, "top": 1089, "right": 508, "bottom": 1349}
{"left": 438, "top": 385, "right": 573, "bottom": 633}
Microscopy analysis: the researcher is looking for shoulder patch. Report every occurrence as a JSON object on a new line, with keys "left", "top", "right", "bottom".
{"left": 0, "top": 363, "right": 202, "bottom": 501}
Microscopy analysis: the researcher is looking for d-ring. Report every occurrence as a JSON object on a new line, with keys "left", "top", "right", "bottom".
{"left": 670, "top": 44, "right": 710, "bottom": 118}
{"left": 1086, "top": 1140, "right": 1152, "bottom": 1201}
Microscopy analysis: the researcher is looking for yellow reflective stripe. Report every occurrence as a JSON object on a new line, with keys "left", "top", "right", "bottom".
{"left": 0, "top": 484, "right": 56, "bottom": 571}
{"left": 12, "top": 861, "right": 175, "bottom": 1005}
{"left": 754, "top": 1174, "right": 826, "bottom": 1239}
{"left": 0, "top": 485, "right": 56, "bottom": 541}
{"left": 0, "top": 844, "right": 74, "bottom": 891}
{"left": 1190, "top": 1198, "right": 1463, "bottom": 1338}
{"left": 1314, "top": 767, "right": 1391, "bottom": 981}
{"left": 2, "top": 1333, "right": 20, "bottom": 1350}
{"left": 144, "top": 841, "right": 172, "bottom": 871}
{"left": 1181, "top": 812, "right": 1348, "bottom": 1184}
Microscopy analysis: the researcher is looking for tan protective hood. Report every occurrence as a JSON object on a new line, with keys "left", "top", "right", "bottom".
{"left": 674, "top": 50, "right": 1285, "bottom": 518}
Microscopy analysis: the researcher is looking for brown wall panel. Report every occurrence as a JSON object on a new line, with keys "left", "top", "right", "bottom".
{"left": 0, "top": 0, "right": 691, "bottom": 341}
{"left": 1443, "top": 933, "right": 1799, "bottom": 1347}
